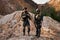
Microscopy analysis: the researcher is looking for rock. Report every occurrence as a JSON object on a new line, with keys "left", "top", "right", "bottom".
{"left": 0, "top": 0, "right": 37, "bottom": 15}
{"left": 0, "top": 11, "right": 60, "bottom": 40}
{"left": 48, "top": 0, "right": 60, "bottom": 11}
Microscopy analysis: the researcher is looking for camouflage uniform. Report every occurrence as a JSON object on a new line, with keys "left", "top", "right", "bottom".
{"left": 21, "top": 11, "right": 31, "bottom": 35}
{"left": 34, "top": 8, "right": 43, "bottom": 37}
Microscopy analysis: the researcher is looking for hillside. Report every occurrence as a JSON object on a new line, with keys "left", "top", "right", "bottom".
{"left": 48, "top": 0, "right": 60, "bottom": 11}
{"left": 0, "top": 11, "right": 60, "bottom": 40}
{"left": 0, "top": 0, "right": 37, "bottom": 15}
{"left": 16, "top": 0, "right": 37, "bottom": 11}
{"left": 48, "top": 0, "right": 60, "bottom": 15}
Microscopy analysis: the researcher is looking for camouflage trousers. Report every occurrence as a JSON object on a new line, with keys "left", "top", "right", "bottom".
{"left": 35, "top": 23, "right": 41, "bottom": 37}
{"left": 23, "top": 21, "right": 30, "bottom": 35}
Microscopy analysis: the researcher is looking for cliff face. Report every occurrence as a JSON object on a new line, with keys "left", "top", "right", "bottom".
{"left": 0, "top": 0, "right": 22, "bottom": 15}
{"left": 48, "top": 0, "right": 60, "bottom": 11}
{"left": 16, "top": 0, "right": 37, "bottom": 11}
{"left": 48, "top": 0, "right": 60, "bottom": 15}
{"left": 0, "top": 0, "right": 37, "bottom": 15}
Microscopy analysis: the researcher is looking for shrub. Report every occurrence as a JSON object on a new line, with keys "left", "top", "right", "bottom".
{"left": 31, "top": 7, "right": 60, "bottom": 22}
{"left": 31, "top": 9, "right": 36, "bottom": 14}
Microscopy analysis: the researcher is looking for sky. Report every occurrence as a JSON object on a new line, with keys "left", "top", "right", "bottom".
{"left": 32, "top": 0, "right": 50, "bottom": 4}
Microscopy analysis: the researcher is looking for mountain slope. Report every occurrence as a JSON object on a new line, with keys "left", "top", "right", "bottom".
{"left": 16, "top": 0, "right": 37, "bottom": 11}
{"left": 0, "top": 11, "right": 60, "bottom": 40}
{"left": 48, "top": 0, "right": 60, "bottom": 11}
{"left": 0, "top": 0, "right": 37, "bottom": 15}
{"left": 0, "top": 0, "right": 22, "bottom": 15}
{"left": 48, "top": 0, "right": 60, "bottom": 15}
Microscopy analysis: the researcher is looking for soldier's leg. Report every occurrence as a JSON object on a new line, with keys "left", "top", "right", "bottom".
{"left": 27, "top": 22, "right": 30, "bottom": 35}
{"left": 38, "top": 25, "right": 41, "bottom": 37}
{"left": 23, "top": 22, "right": 26, "bottom": 35}
{"left": 36, "top": 26, "right": 39, "bottom": 36}
{"left": 39, "top": 28, "right": 41, "bottom": 36}
{"left": 23, "top": 26, "right": 26, "bottom": 35}
{"left": 28, "top": 25, "right": 30, "bottom": 35}
{"left": 38, "top": 29, "right": 40, "bottom": 37}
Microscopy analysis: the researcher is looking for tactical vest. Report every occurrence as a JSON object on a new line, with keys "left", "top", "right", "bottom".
{"left": 35, "top": 14, "right": 43, "bottom": 24}
{"left": 21, "top": 12, "right": 31, "bottom": 21}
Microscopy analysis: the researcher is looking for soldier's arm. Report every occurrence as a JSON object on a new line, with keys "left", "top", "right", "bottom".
{"left": 27, "top": 13, "right": 31, "bottom": 20}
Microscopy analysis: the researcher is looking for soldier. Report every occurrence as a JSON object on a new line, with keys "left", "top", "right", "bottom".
{"left": 34, "top": 6, "right": 43, "bottom": 38}
{"left": 21, "top": 7, "right": 31, "bottom": 36}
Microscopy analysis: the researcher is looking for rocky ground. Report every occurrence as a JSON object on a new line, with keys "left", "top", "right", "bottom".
{"left": 0, "top": 11, "right": 60, "bottom": 40}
